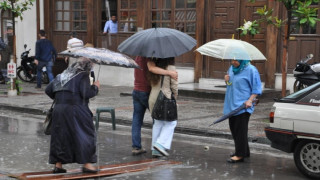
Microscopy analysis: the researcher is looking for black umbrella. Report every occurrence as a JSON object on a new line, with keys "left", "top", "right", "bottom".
{"left": 209, "top": 99, "right": 259, "bottom": 126}
{"left": 118, "top": 28, "right": 197, "bottom": 58}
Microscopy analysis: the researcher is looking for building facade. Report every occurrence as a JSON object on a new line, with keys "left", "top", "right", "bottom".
{"left": 2, "top": 0, "right": 320, "bottom": 89}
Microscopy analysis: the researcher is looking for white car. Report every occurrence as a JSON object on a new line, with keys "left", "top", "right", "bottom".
{"left": 265, "top": 82, "right": 320, "bottom": 179}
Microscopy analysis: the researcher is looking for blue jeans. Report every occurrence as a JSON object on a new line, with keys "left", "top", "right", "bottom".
{"left": 132, "top": 90, "right": 150, "bottom": 149}
{"left": 37, "top": 61, "right": 54, "bottom": 88}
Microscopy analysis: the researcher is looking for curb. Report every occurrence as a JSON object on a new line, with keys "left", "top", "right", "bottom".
{"left": 0, "top": 104, "right": 270, "bottom": 145}
{"left": 121, "top": 89, "right": 285, "bottom": 101}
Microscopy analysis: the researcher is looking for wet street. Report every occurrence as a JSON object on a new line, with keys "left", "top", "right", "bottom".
{"left": 0, "top": 109, "right": 307, "bottom": 180}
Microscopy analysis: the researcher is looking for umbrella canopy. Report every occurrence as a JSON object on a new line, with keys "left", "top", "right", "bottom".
{"left": 196, "top": 39, "right": 266, "bottom": 61}
{"left": 209, "top": 104, "right": 246, "bottom": 126}
{"left": 118, "top": 27, "right": 197, "bottom": 58}
{"left": 59, "top": 47, "right": 140, "bottom": 68}
{"left": 209, "top": 99, "right": 259, "bottom": 126}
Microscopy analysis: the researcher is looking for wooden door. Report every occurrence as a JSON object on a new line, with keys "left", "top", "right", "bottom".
{"left": 204, "top": 0, "right": 267, "bottom": 81}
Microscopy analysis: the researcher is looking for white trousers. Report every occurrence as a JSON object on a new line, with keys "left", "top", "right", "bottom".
{"left": 152, "top": 119, "right": 177, "bottom": 150}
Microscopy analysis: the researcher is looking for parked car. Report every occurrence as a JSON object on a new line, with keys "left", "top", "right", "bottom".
{"left": 265, "top": 82, "right": 320, "bottom": 179}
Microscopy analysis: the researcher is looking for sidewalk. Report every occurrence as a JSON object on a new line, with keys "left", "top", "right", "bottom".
{"left": 0, "top": 82, "right": 279, "bottom": 144}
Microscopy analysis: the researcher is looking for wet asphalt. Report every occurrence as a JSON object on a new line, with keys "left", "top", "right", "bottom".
{"left": 0, "top": 109, "right": 307, "bottom": 180}
{"left": 0, "top": 82, "right": 274, "bottom": 145}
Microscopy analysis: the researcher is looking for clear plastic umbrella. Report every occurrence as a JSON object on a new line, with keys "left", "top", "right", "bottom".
{"left": 196, "top": 39, "right": 267, "bottom": 61}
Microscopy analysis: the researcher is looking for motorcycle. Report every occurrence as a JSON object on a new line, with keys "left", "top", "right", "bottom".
{"left": 17, "top": 44, "right": 49, "bottom": 84}
{"left": 293, "top": 54, "right": 320, "bottom": 92}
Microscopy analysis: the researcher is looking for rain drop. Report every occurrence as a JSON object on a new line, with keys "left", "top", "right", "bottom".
{"left": 250, "top": 169, "right": 254, "bottom": 175}
{"left": 271, "top": 173, "right": 275, "bottom": 179}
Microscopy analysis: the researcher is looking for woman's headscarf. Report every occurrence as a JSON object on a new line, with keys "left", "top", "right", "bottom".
{"left": 232, "top": 60, "right": 250, "bottom": 74}
{"left": 57, "top": 57, "right": 93, "bottom": 87}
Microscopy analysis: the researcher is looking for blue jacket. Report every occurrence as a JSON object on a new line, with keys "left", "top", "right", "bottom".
{"left": 35, "top": 39, "right": 57, "bottom": 62}
{"left": 223, "top": 64, "right": 262, "bottom": 116}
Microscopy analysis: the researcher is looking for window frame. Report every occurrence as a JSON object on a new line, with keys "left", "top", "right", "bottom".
{"left": 118, "top": 0, "right": 138, "bottom": 33}
{"left": 151, "top": 0, "right": 196, "bottom": 34}
{"left": 54, "top": 0, "right": 87, "bottom": 32}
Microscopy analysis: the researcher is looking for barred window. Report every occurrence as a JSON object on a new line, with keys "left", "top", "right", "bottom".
{"left": 151, "top": 0, "right": 196, "bottom": 34}
{"left": 118, "top": 0, "right": 137, "bottom": 32}
{"left": 54, "top": 0, "right": 87, "bottom": 31}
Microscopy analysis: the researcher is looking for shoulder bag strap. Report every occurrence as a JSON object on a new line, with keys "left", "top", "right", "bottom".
{"left": 160, "top": 75, "right": 164, "bottom": 89}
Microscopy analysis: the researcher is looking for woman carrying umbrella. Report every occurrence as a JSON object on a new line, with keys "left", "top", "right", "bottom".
{"left": 224, "top": 59, "right": 262, "bottom": 163}
{"left": 45, "top": 58, "right": 100, "bottom": 173}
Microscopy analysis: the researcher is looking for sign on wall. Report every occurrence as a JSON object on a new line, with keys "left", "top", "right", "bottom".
{"left": 7, "top": 62, "right": 16, "bottom": 78}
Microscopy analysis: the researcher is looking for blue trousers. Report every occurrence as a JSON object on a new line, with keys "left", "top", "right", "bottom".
{"left": 132, "top": 90, "right": 149, "bottom": 149}
{"left": 37, "top": 61, "right": 53, "bottom": 88}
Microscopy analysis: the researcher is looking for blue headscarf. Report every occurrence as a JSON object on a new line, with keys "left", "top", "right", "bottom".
{"left": 232, "top": 60, "right": 251, "bottom": 74}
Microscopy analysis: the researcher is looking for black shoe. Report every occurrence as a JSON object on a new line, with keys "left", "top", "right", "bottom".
{"left": 132, "top": 148, "right": 147, "bottom": 156}
{"left": 227, "top": 158, "right": 244, "bottom": 163}
{"left": 53, "top": 167, "right": 67, "bottom": 174}
{"left": 82, "top": 167, "right": 99, "bottom": 173}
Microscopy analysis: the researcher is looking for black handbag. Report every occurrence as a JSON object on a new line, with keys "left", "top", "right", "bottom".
{"left": 151, "top": 76, "right": 177, "bottom": 121}
{"left": 43, "top": 100, "right": 55, "bottom": 135}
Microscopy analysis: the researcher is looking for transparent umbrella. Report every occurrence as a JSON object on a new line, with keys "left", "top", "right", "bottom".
{"left": 196, "top": 39, "right": 267, "bottom": 61}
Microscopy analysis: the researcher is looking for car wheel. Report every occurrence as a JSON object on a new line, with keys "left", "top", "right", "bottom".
{"left": 294, "top": 140, "right": 320, "bottom": 179}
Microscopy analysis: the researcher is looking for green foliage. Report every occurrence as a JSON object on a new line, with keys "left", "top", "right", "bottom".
{"left": 6, "top": 79, "right": 23, "bottom": 95}
{"left": 237, "top": 20, "right": 260, "bottom": 36}
{"left": 15, "top": 79, "right": 23, "bottom": 95}
{"left": 238, "top": 0, "right": 320, "bottom": 36}
{"left": 0, "top": 0, "right": 35, "bottom": 20}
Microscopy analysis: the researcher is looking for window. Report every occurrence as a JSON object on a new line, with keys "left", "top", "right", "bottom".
{"left": 54, "top": 0, "right": 87, "bottom": 31}
{"left": 118, "top": 0, "right": 137, "bottom": 32}
{"left": 101, "top": 0, "right": 117, "bottom": 32}
{"left": 1, "top": 10, "right": 13, "bottom": 51}
{"left": 151, "top": 0, "right": 196, "bottom": 34}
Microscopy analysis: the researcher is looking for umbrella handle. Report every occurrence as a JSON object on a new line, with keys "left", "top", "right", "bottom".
{"left": 97, "top": 64, "right": 101, "bottom": 81}
{"left": 252, "top": 99, "right": 259, "bottom": 106}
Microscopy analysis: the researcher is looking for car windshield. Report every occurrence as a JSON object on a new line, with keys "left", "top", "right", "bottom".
{"left": 284, "top": 82, "right": 320, "bottom": 99}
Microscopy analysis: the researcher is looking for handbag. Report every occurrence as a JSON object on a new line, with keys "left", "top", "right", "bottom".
{"left": 43, "top": 100, "right": 55, "bottom": 135}
{"left": 151, "top": 76, "right": 177, "bottom": 121}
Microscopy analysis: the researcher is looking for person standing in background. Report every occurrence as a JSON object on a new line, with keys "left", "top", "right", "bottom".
{"left": 34, "top": 30, "right": 56, "bottom": 89}
{"left": 103, "top": 15, "right": 118, "bottom": 34}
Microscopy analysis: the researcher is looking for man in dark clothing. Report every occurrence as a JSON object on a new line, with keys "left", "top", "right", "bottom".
{"left": 34, "top": 30, "right": 57, "bottom": 89}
